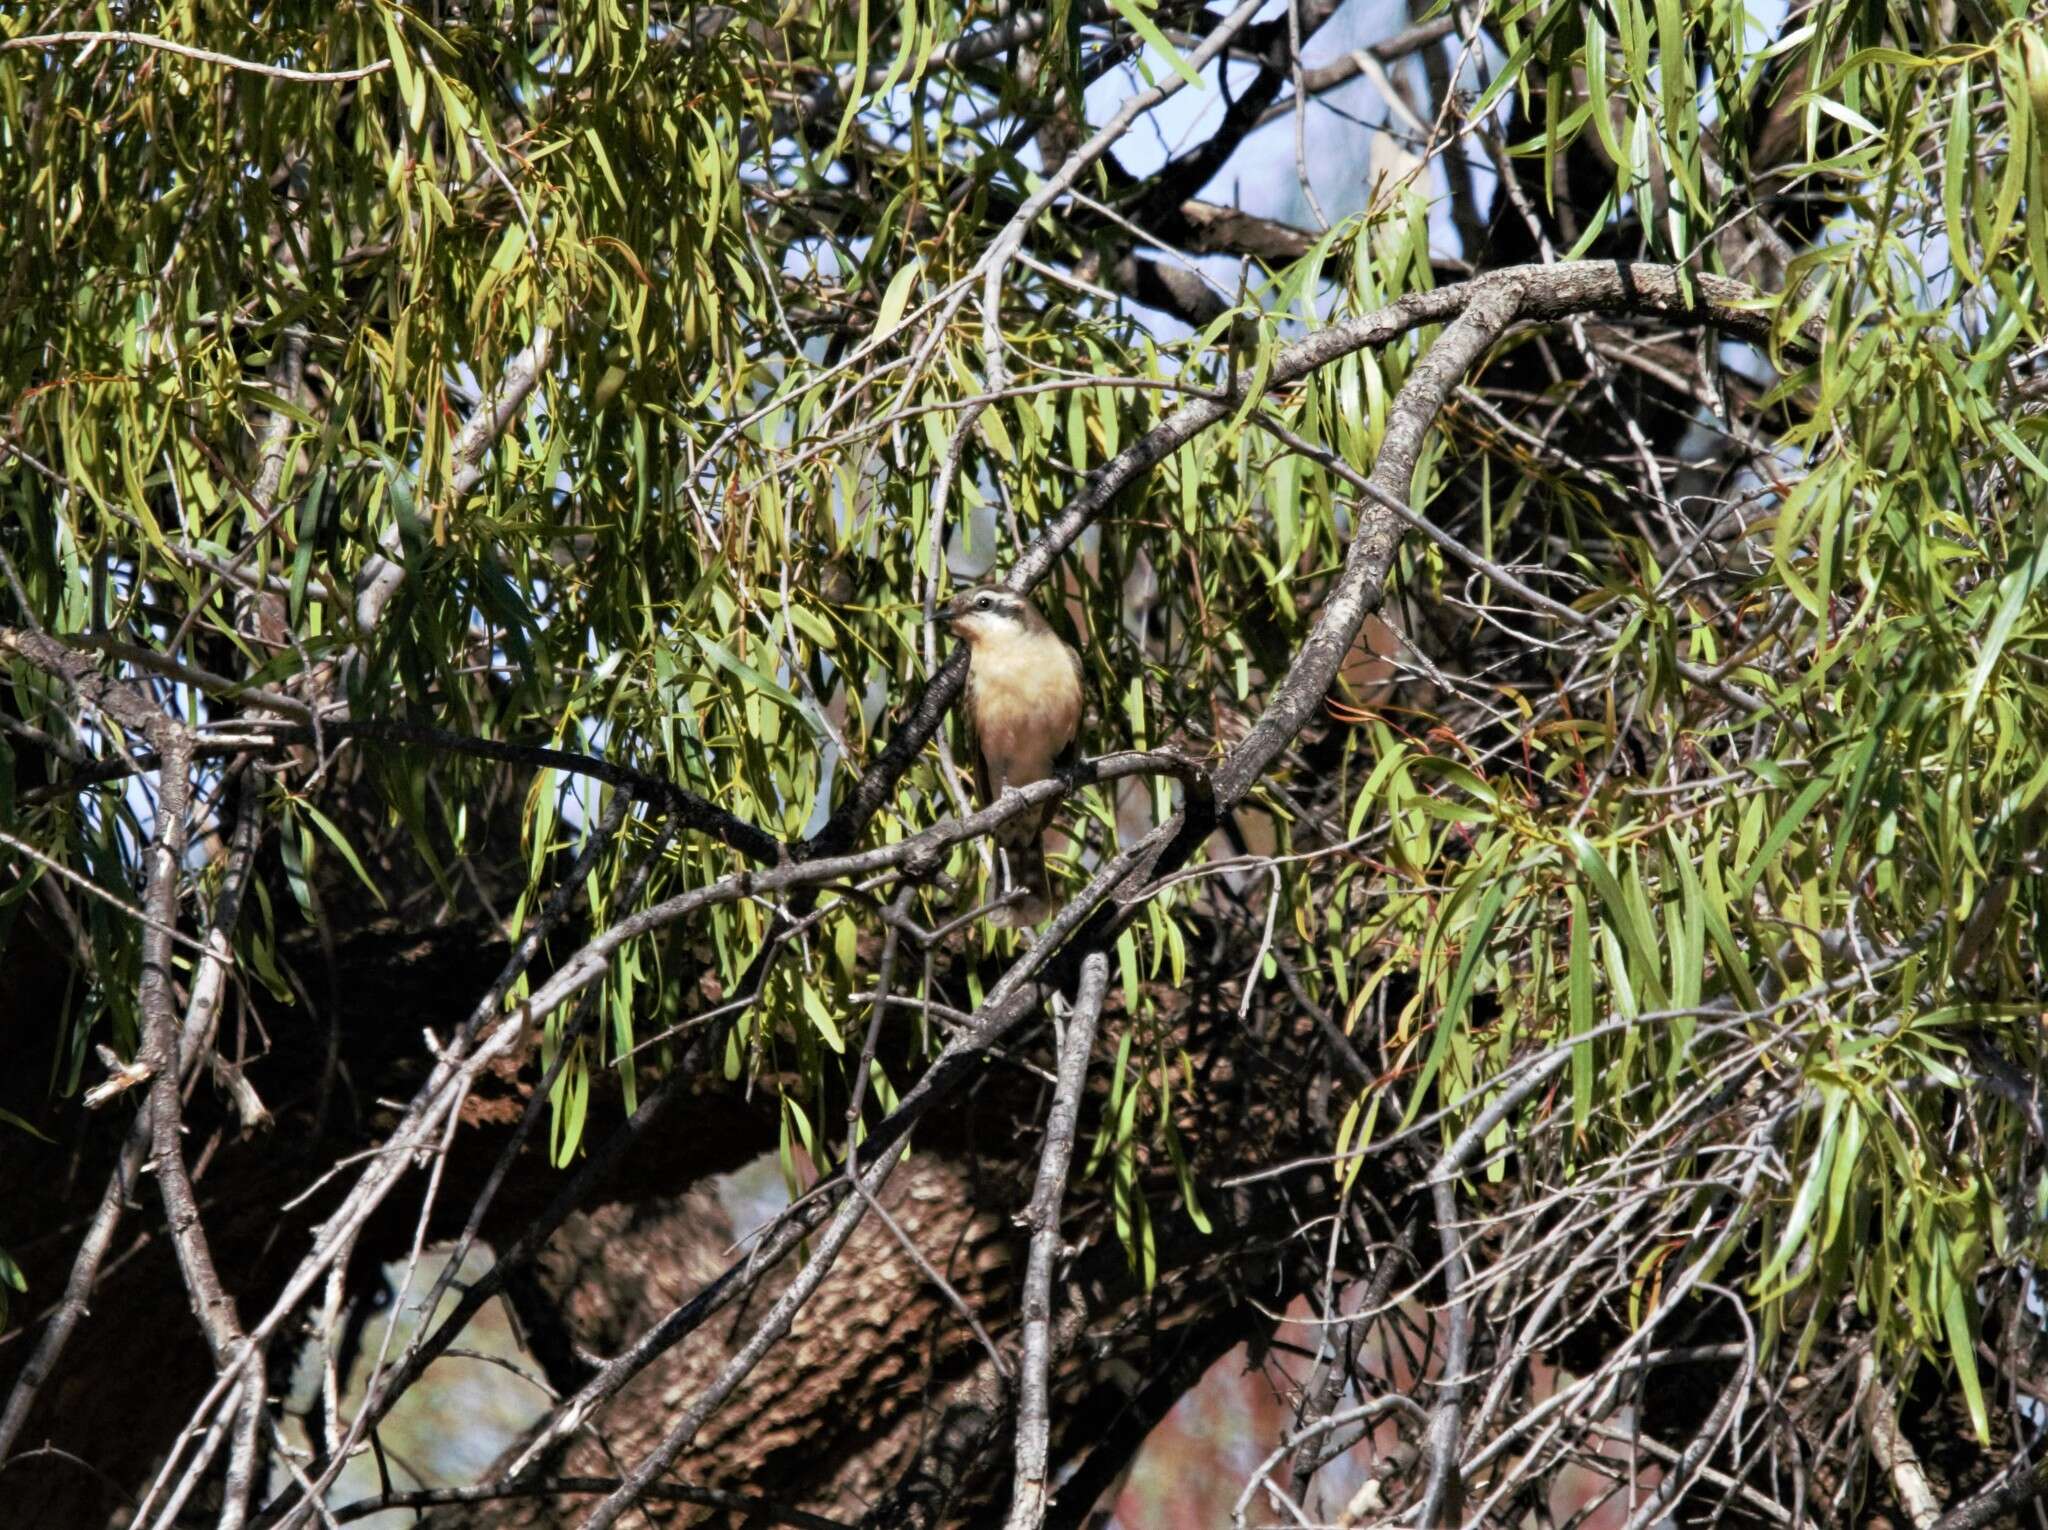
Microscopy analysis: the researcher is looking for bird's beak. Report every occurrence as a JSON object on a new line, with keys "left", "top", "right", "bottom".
{"left": 936, "top": 595, "right": 967, "bottom": 629}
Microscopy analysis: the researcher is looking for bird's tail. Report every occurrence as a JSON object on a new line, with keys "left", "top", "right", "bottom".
{"left": 991, "top": 822, "right": 1054, "bottom": 928}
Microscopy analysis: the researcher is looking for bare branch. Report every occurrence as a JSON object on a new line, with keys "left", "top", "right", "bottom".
{"left": 1859, "top": 1350, "right": 1943, "bottom": 1530}
{"left": 329, "top": 1475, "right": 850, "bottom": 1528}
{"left": 0, "top": 31, "right": 392, "bottom": 83}
{"left": 1004, "top": 951, "right": 1109, "bottom": 1530}
{"left": 351, "top": 325, "right": 555, "bottom": 634}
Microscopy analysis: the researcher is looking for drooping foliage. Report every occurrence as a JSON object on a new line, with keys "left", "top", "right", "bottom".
{"left": 4, "top": 0, "right": 2048, "bottom": 1518}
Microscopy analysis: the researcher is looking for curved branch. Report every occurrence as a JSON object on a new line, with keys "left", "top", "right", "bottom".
{"left": 516, "top": 261, "right": 1805, "bottom": 1530}
{"left": 822, "top": 260, "right": 1808, "bottom": 863}
{"left": 0, "top": 31, "right": 392, "bottom": 84}
{"left": 242, "top": 260, "right": 1807, "bottom": 1530}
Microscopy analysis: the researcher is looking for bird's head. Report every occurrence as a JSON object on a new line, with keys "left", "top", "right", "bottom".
{"left": 938, "top": 584, "right": 1037, "bottom": 645}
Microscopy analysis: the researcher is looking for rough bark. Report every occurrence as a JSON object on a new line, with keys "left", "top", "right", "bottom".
{"left": 0, "top": 909, "right": 775, "bottom": 1526}
{"left": 421, "top": 1157, "right": 1016, "bottom": 1528}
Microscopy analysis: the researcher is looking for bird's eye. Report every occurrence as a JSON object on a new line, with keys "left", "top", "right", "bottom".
{"left": 975, "top": 594, "right": 993, "bottom": 610}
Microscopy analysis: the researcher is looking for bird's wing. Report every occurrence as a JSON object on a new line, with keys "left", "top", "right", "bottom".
{"left": 1051, "top": 641, "right": 1085, "bottom": 773}
{"left": 961, "top": 663, "right": 993, "bottom": 805}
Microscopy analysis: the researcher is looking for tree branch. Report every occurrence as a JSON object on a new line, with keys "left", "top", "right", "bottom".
{"left": 1859, "top": 1350, "right": 1943, "bottom": 1530}
{"left": 15, "top": 708, "right": 783, "bottom": 865}
{"left": 1250, "top": 15, "right": 1459, "bottom": 130}
{"left": 329, "top": 1475, "right": 849, "bottom": 1528}
{"left": 351, "top": 326, "right": 555, "bottom": 635}
{"left": 0, "top": 31, "right": 391, "bottom": 84}
{"left": 1004, "top": 950, "right": 1109, "bottom": 1530}
{"left": 534, "top": 263, "right": 1777, "bottom": 1525}
{"left": 0, "top": 778, "right": 263, "bottom": 1465}
{"left": 243, "top": 260, "right": 1807, "bottom": 1530}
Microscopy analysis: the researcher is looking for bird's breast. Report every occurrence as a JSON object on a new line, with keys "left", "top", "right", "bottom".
{"left": 969, "top": 632, "right": 1082, "bottom": 788}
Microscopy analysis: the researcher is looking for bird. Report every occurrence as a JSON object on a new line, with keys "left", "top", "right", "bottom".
{"left": 938, "top": 582, "right": 1085, "bottom": 927}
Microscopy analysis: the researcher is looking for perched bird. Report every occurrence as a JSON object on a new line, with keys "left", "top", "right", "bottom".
{"left": 939, "top": 582, "right": 1085, "bottom": 927}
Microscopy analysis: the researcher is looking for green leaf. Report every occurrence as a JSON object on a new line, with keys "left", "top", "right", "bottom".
{"left": 549, "top": 1042, "right": 590, "bottom": 1167}
{"left": 696, "top": 634, "right": 827, "bottom": 742}
{"left": 1569, "top": 831, "right": 1659, "bottom": 983}
{"left": 1567, "top": 887, "right": 1594, "bottom": 1139}
{"left": 873, "top": 259, "right": 921, "bottom": 343}
{"left": 1106, "top": 0, "right": 1205, "bottom": 90}
{"left": 1733, "top": 774, "right": 1832, "bottom": 899}
{"left": 1755, "top": 1089, "right": 1842, "bottom": 1295}
{"left": 1940, "top": 1239, "right": 1990, "bottom": 1442}
{"left": 1963, "top": 541, "right": 2048, "bottom": 722}
{"left": 297, "top": 802, "right": 388, "bottom": 910}
{"left": 1404, "top": 874, "right": 1508, "bottom": 1122}
{"left": 801, "top": 985, "right": 845, "bottom": 1053}
{"left": 0, "top": 1107, "right": 52, "bottom": 1143}
{"left": 1943, "top": 64, "right": 1978, "bottom": 284}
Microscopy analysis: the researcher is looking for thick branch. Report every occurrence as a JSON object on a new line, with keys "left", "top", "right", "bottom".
{"left": 0, "top": 627, "right": 183, "bottom": 741}
{"left": 0, "top": 781, "right": 263, "bottom": 1465}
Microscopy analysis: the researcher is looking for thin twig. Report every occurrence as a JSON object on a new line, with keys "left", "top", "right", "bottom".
{"left": 328, "top": 1476, "right": 849, "bottom": 1528}
{"left": 1004, "top": 951, "right": 1109, "bottom": 1530}
{"left": 0, "top": 31, "right": 393, "bottom": 83}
